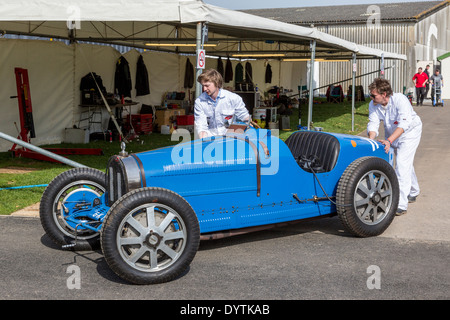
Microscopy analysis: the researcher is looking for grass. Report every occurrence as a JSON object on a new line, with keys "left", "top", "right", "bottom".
{"left": 0, "top": 99, "right": 369, "bottom": 215}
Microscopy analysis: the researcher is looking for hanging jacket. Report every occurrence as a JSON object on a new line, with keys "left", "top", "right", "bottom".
{"left": 224, "top": 57, "right": 233, "bottom": 83}
{"left": 217, "top": 57, "right": 224, "bottom": 78}
{"left": 114, "top": 56, "right": 132, "bottom": 97}
{"left": 245, "top": 61, "right": 253, "bottom": 84}
{"left": 184, "top": 58, "right": 194, "bottom": 89}
{"left": 234, "top": 62, "right": 244, "bottom": 87}
{"left": 135, "top": 55, "right": 150, "bottom": 96}
{"left": 265, "top": 63, "right": 272, "bottom": 83}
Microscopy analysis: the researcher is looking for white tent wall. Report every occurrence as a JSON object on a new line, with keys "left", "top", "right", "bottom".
{"left": 0, "top": 36, "right": 312, "bottom": 153}
{"left": 0, "top": 39, "right": 185, "bottom": 152}
{"left": 0, "top": 39, "right": 73, "bottom": 152}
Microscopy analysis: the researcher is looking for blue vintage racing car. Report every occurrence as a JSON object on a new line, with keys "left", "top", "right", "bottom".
{"left": 40, "top": 125, "right": 398, "bottom": 284}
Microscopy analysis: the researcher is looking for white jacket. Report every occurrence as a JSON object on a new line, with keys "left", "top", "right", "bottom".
{"left": 367, "top": 93, "right": 422, "bottom": 147}
{"left": 194, "top": 89, "right": 250, "bottom": 137}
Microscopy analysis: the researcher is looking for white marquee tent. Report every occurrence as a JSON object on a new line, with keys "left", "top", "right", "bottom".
{"left": 0, "top": 0, "right": 406, "bottom": 151}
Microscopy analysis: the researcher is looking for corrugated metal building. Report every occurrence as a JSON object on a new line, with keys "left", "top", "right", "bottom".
{"left": 243, "top": 1, "right": 450, "bottom": 96}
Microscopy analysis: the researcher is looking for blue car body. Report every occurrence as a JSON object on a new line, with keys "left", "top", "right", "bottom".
{"left": 104, "top": 128, "right": 393, "bottom": 235}
{"left": 42, "top": 127, "right": 398, "bottom": 284}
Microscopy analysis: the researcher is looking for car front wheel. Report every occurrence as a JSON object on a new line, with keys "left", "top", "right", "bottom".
{"left": 101, "top": 187, "right": 200, "bottom": 285}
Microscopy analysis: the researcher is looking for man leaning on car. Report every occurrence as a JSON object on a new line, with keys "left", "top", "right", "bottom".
{"left": 194, "top": 69, "right": 250, "bottom": 138}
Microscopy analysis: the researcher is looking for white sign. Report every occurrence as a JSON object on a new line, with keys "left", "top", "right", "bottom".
{"left": 197, "top": 49, "right": 206, "bottom": 69}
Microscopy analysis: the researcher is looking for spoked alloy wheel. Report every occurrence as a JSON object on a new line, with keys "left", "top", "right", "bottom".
{"left": 118, "top": 203, "right": 187, "bottom": 272}
{"left": 101, "top": 188, "right": 200, "bottom": 285}
{"left": 40, "top": 168, "right": 106, "bottom": 250}
{"left": 336, "top": 157, "right": 399, "bottom": 237}
{"left": 353, "top": 169, "right": 393, "bottom": 225}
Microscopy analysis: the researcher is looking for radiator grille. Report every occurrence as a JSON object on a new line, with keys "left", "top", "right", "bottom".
{"left": 106, "top": 156, "right": 127, "bottom": 206}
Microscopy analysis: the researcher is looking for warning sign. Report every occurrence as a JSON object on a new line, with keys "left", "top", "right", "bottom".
{"left": 197, "top": 49, "right": 206, "bottom": 69}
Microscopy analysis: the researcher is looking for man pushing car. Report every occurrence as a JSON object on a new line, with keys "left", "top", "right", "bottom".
{"left": 367, "top": 78, "right": 422, "bottom": 216}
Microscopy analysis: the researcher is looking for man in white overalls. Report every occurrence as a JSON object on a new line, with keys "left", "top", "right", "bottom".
{"left": 194, "top": 69, "right": 250, "bottom": 139}
{"left": 367, "top": 78, "right": 422, "bottom": 216}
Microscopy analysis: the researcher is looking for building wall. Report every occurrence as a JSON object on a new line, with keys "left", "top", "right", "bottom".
{"left": 316, "top": 23, "right": 410, "bottom": 95}
{"left": 314, "top": 5, "right": 450, "bottom": 96}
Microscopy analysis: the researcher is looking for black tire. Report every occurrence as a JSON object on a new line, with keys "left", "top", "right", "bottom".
{"left": 39, "top": 167, "right": 106, "bottom": 250}
{"left": 336, "top": 157, "right": 399, "bottom": 237}
{"left": 100, "top": 187, "right": 200, "bottom": 285}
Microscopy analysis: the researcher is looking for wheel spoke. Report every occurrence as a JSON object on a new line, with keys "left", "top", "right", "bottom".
{"left": 158, "top": 212, "right": 175, "bottom": 232}
{"left": 159, "top": 243, "right": 178, "bottom": 260}
{"left": 360, "top": 204, "right": 373, "bottom": 221}
{"left": 377, "top": 201, "right": 388, "bottom": 213}
{"left": 129, "top": 246, "right": 148, "bottom": 264}
{"left": 149, "top": 250, "right": 158, "bottom": 269}
{"left": 357, "top": 183, "right": 371, "bottom": 197}
{"left": 376, "top": 175, "right": 385, "bottom": 192}
{"left": 145, "top": 206, "right": 156, "bottom": 229}
{"left": 380, "top": 188, "right": 392, "bottom": 198}
{"left": 163, "top": 230, "right": 185, "bottom": 241}
{"left": 367, "top": 172, "right": 376, "bottom": 192}
{"left": 355, "top": 196, "right": 370, "bottom": 207}
{"left": 126, "top": 216, "right": 147, "bottom": 236}
{"left": 119, "top": 236, "right": 142, "bottom": 246}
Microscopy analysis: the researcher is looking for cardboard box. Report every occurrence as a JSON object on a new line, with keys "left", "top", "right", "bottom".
{"left": 64, "top": 128, "right": 89, "bottom": 144}
{"left": 155, "top": 109, "right": 185, "bottom": 132}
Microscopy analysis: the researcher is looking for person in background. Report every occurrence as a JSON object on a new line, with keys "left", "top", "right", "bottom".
{"left": 367, "top": 78, "right": 422, "bottom": 216}
{"left": 424, "top": 64, "right": 431, "bottom": 99}
{"left": 194, "top": 69, "right": 250, "bottom": 138}
{"left": 429, "top": 69, "right": 444, "bottom": 106}
{"left": 412, "top": 67, "right": 428, "bottom": 106}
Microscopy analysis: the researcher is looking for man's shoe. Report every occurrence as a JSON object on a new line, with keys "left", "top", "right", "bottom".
{"left": 408, "top": 195, "right": 417, "bottom": 203}
{"left": 396, "top": 208, "right": 407, "bottom": 216}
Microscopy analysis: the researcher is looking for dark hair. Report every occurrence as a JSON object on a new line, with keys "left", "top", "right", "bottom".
{"left": 368, "top": 78, "right": 393, "bottom": 97}
{"left": 197, "top": 69, "right": 223, "bottom": 88}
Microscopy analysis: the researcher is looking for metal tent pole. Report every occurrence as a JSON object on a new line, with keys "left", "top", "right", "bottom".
{"left": 307, "top": 40, "right": 316, "bottom": 131}
{"left": 195, "top": 22, "right": 203, "bottom": 100}
{"left": 351, "top": 53, "right": 356, "bottom": 132}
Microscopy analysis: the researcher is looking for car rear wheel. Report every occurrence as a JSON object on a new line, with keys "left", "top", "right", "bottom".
{"left": 101, "top": 187, "right": 200, "bottom": 284}
{"left": 336, "top": 157, "right": 399, "bottom": 237}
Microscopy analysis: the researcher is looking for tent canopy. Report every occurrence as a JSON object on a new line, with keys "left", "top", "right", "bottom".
{"left": 0, "top": 0, "right": 406, "bottom": 151}
{"left": 0, "top": 0, "right": 406, "bottom": 61}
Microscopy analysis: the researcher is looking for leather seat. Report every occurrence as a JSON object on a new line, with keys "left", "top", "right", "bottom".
{"left": 285, "top": 131, "right": 340, "bottom": 173}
